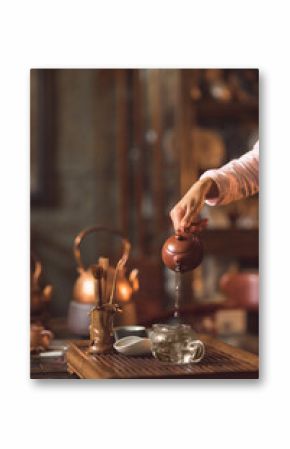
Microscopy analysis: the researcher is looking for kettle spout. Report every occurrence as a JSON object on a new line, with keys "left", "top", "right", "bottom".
{"left": 43, "top": 284, "right": 53, "bottom": 303}
{"left": 129, "top": 269, "right": 139, "bottom": 292}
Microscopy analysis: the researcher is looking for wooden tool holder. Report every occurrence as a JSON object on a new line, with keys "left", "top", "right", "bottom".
{"left": 88, "top": 304, "right": 121, "bottom": 354}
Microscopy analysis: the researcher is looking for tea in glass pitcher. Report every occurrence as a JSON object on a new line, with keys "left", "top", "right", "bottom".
{"left": 150, "top": 324, "right": 205, "bottom": 364}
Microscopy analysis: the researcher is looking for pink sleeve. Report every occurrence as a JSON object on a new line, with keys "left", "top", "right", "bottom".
{"left": 200, "top": 141, "right": 259, "bottom": 206}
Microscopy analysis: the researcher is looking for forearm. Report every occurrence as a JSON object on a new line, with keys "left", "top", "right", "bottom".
{"left": 170, "top": 142, "right": 259, "bottom": 231}
{"left": 200, "top": 142, "right": 259, "bottom": 206}
{"left": 198, "top": 177, "right": 219, "bottom": 200}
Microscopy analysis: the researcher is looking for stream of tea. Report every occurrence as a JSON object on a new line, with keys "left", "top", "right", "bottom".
{"left": 173, "top": 270, "right": 181, "bottom": 319}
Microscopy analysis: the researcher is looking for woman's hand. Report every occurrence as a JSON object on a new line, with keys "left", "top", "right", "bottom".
{"left": 170, "top": 177, "right": 218, "bottom": 232}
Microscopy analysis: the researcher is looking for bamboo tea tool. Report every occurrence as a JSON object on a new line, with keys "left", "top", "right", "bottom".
{"left": 98, "top": 257, "right": 109, "bottom": 301}
{"left": 91, "top": 264, "right": 104, "bottom": 307}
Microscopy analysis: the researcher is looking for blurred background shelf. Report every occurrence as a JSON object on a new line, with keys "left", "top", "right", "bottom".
{"left": 203, "top": 229, "right": 258, "bottom": 258}
{"left": 192, "top": 100, "right": 259, "bottom": 121}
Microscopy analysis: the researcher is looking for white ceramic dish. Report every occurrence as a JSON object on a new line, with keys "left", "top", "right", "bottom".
{"left": 113, "top": 336, "right": 152, "bottom": 357}
{"left": 113, "top": 325, "right": 147, "bottom": 340}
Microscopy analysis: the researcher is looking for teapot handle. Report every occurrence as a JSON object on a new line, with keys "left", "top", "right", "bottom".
{"left": 74, "top": 226, "right": 131, "bottom": 272}
{"left": 175, "top": 218, "right": 208, "bottom": 236}
{"left": 187, "top": 218, "right": 208, "bottom": 233}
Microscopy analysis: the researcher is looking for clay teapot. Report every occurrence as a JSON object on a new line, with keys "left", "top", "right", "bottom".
{"left": 30, "top": 324, "right": 54, "bottom": 353}
{"left": 162, "top": 219, "right": 207, "bottom": 272}
{"left": 220, "top": 271, "right": 259, "bottom": 310}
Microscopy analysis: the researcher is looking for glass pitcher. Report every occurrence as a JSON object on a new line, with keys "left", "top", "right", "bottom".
{"left": 150, "top": 324, "right": 205, "bottom": 364}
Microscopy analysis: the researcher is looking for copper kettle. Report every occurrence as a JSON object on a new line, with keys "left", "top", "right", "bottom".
{"left": 31, "top": 252, "right": 53, "bottom": 317}
{"left": 162, "top": 219, "right": 207, "bottom": 272}
{"left": 73, "top": 226, "right": 139, "bottom": 304}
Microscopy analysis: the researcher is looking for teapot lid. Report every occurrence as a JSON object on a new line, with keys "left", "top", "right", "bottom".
{"left": 165, "top": 233, "right": 198, "bottom": 255}
{"left": 166, "top": 219, "right": 208, "bottom": 254}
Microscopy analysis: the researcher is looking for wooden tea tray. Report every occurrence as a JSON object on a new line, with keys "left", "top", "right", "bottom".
{"left": 67, "top": 335, "right": 259, "bottom": 379}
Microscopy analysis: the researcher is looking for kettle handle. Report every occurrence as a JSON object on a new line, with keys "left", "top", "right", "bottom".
{"left": 74, "top": 226, "right": 131, "bottom": 272}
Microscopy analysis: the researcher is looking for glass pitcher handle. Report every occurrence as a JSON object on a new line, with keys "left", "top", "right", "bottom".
{"left": 191, "top": 339, "right": 205, "bottom": 363}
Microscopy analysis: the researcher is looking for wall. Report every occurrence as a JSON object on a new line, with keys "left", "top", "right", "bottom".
{"left": 31, "top": 69, "right": 118, "bottom": 316}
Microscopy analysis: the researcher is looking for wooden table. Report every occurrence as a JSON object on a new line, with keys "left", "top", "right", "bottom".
{"left": 31, "top": 334, "right": 259, "bottom": 379}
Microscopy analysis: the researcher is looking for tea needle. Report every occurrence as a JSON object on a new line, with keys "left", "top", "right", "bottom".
{"left": 91, "top": 264, "right": 104, "bottom": 307}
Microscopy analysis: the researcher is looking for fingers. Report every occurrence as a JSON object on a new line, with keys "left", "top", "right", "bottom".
{"left": 170, "top": 204, "right": 186, "bottom": 232}
{"left": 170, "top": 201, "right": 199, "bottom": 233}
{"left": 180, "top": 200, "right": 203, "bottom": 231}
{"left": 170, "top": 182, "right": 206, "bottom": 232}
{"left": 180, "top": 204, "right": 197, "bottom": 231}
